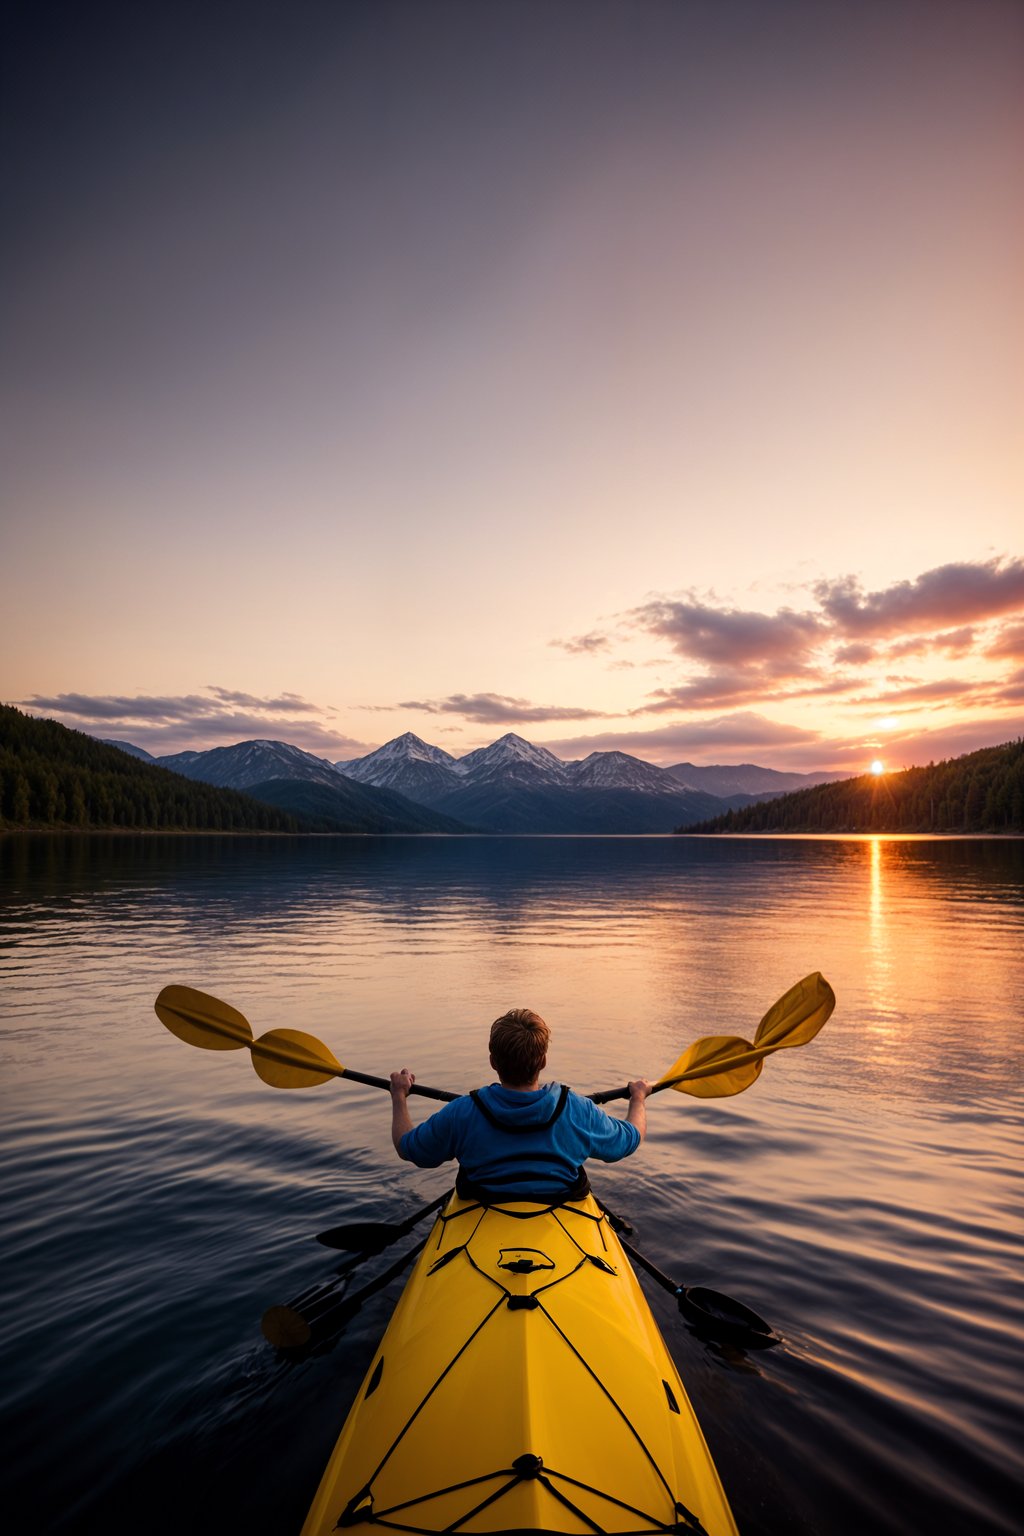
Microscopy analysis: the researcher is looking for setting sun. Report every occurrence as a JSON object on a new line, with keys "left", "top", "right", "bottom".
{"left": 870, "top": 760, "right": 886, "bottom": 775}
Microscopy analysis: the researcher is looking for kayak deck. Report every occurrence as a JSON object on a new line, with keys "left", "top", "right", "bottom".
{"left": 301, "top": 1193, "right": 739, "bottom": 1536}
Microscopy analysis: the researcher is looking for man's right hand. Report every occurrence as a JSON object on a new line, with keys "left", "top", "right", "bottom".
{"left": 390, "top": 1068, "right": 415, "bottom": 1099}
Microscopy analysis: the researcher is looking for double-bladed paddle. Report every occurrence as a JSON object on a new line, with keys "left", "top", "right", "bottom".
{"left": 154, "top": 985, "right": 458, "bottom": 1099}
{"left": 156, "top": 981, "right": 832, "bottom": 1355}
{"left": 592, "top": 970, "right": 835, "bottom": 1102}
{"left": 155, "top": 971, "right": 834, "bottom": 1103}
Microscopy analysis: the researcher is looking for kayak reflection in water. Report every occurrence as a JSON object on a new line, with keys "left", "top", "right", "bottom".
{"left": 390, "top": 1007, "right": 652, "bottom": 1202}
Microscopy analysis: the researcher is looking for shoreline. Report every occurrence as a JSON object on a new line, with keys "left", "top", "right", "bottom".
{"left": 2, "top": 827, "right": 1021, "bottom": 842}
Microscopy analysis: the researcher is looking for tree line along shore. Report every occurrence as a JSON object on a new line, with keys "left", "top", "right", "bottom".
{"left": 0, "top": 706, "right": 306, "bottom": 833}
{"left": 681, "top": 739, "right": 1023, "bottom": 836}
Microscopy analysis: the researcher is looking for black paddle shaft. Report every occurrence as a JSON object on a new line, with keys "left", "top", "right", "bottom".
{"left": 617, "top": 1234, "right": 683, "bottom": 1298}
{"left": 341, "top": 1067, "right": 458, "bottom": 1102}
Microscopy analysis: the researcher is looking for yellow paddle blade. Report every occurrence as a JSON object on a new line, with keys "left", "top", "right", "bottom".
{"left": 656, "top": 973, "right": 836, "bottom": 1098}
{"left": 753, "top": 971, "right": 836, "bottom": 1051}
{"left": 250, "top": 1027, "right": 345, "bottom": 1090}
{"left": 659, "top": 1035, "right": 764, "bottom": 1098}
{"left": 154, "top": 985, "right": 253, "bottom": 1050}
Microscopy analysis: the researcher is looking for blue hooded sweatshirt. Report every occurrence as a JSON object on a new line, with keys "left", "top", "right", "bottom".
{"left": 399, "top": 1082, "right": 640, "bottom": 1197}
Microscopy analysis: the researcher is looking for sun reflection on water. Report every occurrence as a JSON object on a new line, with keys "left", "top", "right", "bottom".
{"left": 866, "top": 837, "right": 894, "bottom": 1034}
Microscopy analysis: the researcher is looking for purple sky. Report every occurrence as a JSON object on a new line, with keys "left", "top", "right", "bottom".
{"left": 3, "top": 1, "right": 1022, "bottom": 770}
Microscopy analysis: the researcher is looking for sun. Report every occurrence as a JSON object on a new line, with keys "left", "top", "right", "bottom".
{"left": 870, "top": 760, "right": 885, "bottom": 776}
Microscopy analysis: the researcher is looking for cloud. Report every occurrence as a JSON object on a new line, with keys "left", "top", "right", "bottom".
{"left": 621, "top": 598, "right": 838, "bottom": 715}
{"left": 606, "top": 557, "right": 1024, "bottom": 732}
{"left": 23, "top": 688, "right": 323, "bottom": 723}
{"left": 206, "top": 687, "right": 319, "bottom": 712}
{"left": 987, "top": 621, "right": 1024, "bottom": 661}
{"left": 886, "top": 627, "right": 976, "bottom": 659}
{"left": 997, "top": 670, "right": 1024, "bottom": 703}
{"left": 630, "top": 597, "right": 824, "bottom": 667}
{"left": 543, "top": 710, "right": 1022, "bottom": 774}
{"left": 848, "top": 678, "right": 978, "bottom": 706}
{"left": 397, "top": 692, "right": 609, "bottom": 724}
{"left": 549, "top": 631, "right": 612, "bottom": 655}
{"left": 544, "top": 711, "right": 824, "bottom": 764}
{"left": 857, "top": 715, "right": 1024, "bottom": 766}
{"left": 814, "top": 557, "right": 1024, "bottom": 639}
{"left": 636, "top": 671, "right": 858, "bottom": 714}
{"left": 23, "top": 692, "right": 220, "bottom": 723}
{"left": 833, "top": 642, "right": 876, "bottom": 665}
{"left": 18, "top": 688, "right": 366, "bottom": 757}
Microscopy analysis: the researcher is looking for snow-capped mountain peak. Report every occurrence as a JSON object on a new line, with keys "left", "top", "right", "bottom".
{"left": 156, "top": 739, "right": 343, "bottom": 791}
{"left": 340, "top": 732, "right": 459, "bottom": 772}
{"left": 569, "top": 751, "right": 683, "bottom": 791}
{"left": 339, "top": 732, "right": 464, "bottom": 794}
{"left": 457, "top": 733, "right": 570, "bottom": 785}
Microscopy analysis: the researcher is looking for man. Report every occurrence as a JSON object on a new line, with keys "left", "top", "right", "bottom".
{"left": 390, "top": 1006, "right": 652, "bottom": 1201}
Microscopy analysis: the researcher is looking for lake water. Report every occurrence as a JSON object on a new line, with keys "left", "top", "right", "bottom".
{"left": 1, "top": 833, "right": 1021, "bottom": 1536}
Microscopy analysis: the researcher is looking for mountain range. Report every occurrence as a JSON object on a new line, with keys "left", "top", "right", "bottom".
{"left": 104, "top": 730, "right": 839, "bottom": 834}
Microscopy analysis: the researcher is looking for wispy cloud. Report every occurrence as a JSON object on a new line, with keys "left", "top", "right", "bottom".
{"left": 24, "top": 692, "right": 222, "bottom": 723}
{"left": 987, "top": 621, "right": 1024, "bottom": 661}
{"left": 637, "top": 671, "right": 858, "bottom": 714}
{"left": 833, "top": 642, "right": 876, "bottom": 665}
{"left": 543, "top": 710, "right": 1022, "bottom": 773}
{"left": 608, "top": 557, "right": 1024, "bottom": 734}
{"left": 814, "top": 557, "right": 1024, "bottom": 638}
{"left": 19, "top": 688, "right": 365, "bottom": 756}
{"left": 998, "top": 668, "right": 1024, "bottom": 702}
{"left": 397, "top": 692, "right": 610, "bottom": 724}
{"left": 548, "top": 631, "right": 612, "bottom": 655}
{"left": 886, "top": 627, "right": 976, "bottom": 659}
{"left": 206, "top": 687, "right": 319, "bottom": 712}
{"left": 848, "top": 678, "right": 979, "bottom": 706}
{"left": 630, "top": 598, "right": 824, "bottom": 667}
{"left": 544, "top": 712, "right": 825, "bottom": 764}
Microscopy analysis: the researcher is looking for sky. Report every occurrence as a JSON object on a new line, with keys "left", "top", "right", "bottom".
{"left": 2, "top": 0, "right": 1022, "bottom": 773}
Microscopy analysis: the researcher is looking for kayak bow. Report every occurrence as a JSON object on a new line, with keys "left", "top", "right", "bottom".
{"left": 300, "top": 1191, "right": 739, "bottom": 1536}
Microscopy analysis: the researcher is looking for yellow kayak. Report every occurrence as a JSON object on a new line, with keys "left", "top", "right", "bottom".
{"left": 301, "top": 1191, "right": 739, "bottom": 1536}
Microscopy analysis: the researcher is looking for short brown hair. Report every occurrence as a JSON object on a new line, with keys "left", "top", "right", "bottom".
{"left": 489, "top": 1008, "right": 550, "bottom": 1085}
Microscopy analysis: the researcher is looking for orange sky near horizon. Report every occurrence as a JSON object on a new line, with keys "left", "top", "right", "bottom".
{"left": 2, "top": 1, "right": 1022, "bottom": 773}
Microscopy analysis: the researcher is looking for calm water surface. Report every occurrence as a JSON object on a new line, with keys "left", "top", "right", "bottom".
{"left": 1, "top": 834, "right": 1021, "bottom": 1535}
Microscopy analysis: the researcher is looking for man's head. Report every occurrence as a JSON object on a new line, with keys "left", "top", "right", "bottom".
{"left": 489, "top": 1007, "right": 549, "bottom": 1088}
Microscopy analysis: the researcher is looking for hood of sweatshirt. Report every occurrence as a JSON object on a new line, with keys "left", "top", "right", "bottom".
{"left": 475, "top": 1082, "right": 563, "bottom": 1128}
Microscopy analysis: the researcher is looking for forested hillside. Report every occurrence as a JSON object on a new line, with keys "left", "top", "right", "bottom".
{"left": 682, "top": 739, "right": 1024, "bottom": 835}
{"left": 0, "top": 707, "right": 302, "bottom": 832}
{"left": 245, "top": 777, "right": 471, "bottom": 834}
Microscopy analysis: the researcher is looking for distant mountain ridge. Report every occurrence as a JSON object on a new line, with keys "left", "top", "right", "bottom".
{"left": 666, "top": 761, "right": 836, "bottom": 795}
{"left": 163, "top": 738, "right": 343, "bottom": 790}
{"left": 107, "top": 728, "right": 840, "bottom": 834}
{"left": 339, "top": 731, "right": 816, "bottom": 800}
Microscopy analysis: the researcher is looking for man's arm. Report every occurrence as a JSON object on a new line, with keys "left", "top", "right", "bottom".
{"left": 390, "top": 1068, "right": 415, "bottom": 1156}
{"left": 625, "top": 1078, "right": 653, "bottom": 1142}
